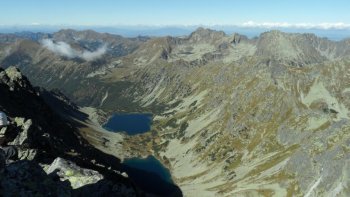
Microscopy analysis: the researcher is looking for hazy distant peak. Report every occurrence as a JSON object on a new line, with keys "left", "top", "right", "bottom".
{"left": 189, "top": 27, "right": 226, "bottom": 42}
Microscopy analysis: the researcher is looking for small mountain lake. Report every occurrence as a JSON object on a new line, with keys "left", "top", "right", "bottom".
{"left": 121, "top": 156, "right": 182, "bottom": 196}
{"left": 102, "top": 113, "right": 152, "bottom": 135}
{"left": 102, "top": 114, "right": 182, "bottom": 195}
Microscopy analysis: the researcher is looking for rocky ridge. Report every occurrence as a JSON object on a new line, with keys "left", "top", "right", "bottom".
{"left": 0, "top": 66, "right": 139, "bottom": 196}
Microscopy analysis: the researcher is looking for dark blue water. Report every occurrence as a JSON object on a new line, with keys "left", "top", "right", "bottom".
{"left": 122, "top": 156, "right": 182, "bottom": 196}
{"left": 103, "top": 114, "right": 182, "bottom": 195}
{"left": 102, "top": 113, "right": 152, "bottom": 135}
{"left": 123, "top": 156, "right": 173, "bottom": 183}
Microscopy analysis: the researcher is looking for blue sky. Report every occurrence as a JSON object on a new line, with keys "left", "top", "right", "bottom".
{"left": 1, "top": 0, "right": 350, "bottom": 28}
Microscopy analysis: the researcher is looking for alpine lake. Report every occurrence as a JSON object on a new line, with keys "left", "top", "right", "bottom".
{"left": 103, "top": 113, "right": 182, "bottom": 196}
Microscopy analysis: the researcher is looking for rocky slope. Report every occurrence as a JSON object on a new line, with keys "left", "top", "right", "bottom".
{"left": 0, "top": 66, "right": 139, "bottom": 196}
{"left": 1, "top": 28, "right": 350, "bottom": 196}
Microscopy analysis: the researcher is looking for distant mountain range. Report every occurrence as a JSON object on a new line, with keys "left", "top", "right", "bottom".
{"left": 1, "top": 25, "right": 350, "bottom": 40}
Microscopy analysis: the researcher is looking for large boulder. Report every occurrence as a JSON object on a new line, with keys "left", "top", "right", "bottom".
{"left": 45, "top": 157, "right": 104, "bottom": 189}
{"left": 45, "top": 157, "right": 137, "bottom": 197}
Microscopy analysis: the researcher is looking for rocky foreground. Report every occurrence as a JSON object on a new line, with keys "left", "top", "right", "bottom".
{"left": 0, "top": 66, "right": 139, "bottom": 196}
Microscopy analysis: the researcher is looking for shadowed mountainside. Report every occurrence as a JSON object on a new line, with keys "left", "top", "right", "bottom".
{"left": 0, "top": 66, "right": 183, "bottom": 196}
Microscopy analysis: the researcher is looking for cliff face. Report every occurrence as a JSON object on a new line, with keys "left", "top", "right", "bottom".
{"left": 0, "top": 66, "right": 138, "bottom": 196}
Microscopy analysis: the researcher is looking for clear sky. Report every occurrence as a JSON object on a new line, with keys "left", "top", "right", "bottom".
{"left": 1, "top": 0, "right": 350, "bottom": 28}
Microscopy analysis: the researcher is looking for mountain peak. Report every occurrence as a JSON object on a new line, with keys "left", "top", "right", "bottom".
{"left": 256, "top": 30, "right": 330, "bottom": 64}
{"left": 0, "top": 66, "right": 32, "bottom": 91}
{"left": 189, "top": 27, "right": 226, "bottom": 42}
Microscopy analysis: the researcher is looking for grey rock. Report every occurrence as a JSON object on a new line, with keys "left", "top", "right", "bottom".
{"left": 17, "top": 147, "right": 37, "bottom": 160}
{"left": 8, "top": 118, "right": 32, "bottom": 146}
{"left": 46, "top": 157, "right": 104, "bottom": 189}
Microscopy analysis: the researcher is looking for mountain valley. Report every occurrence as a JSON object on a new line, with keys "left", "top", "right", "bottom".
{"left": 1, "top": 28, "right": 350, "bottom": 196}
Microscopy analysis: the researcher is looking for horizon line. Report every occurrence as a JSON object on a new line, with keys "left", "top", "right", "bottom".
{"left": 1, "top": 21, "right": 350, "bottom": 31}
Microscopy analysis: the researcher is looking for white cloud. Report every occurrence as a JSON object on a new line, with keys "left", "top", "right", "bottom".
{"left": 41, "top": 39, "right": 106, "bottom": 61}
{"left": 80, "top": 45, "right": 107, "bottom": 61}
{"left": 241, "top": 21, "right": 350, "bottom": 30}
{"left": 30, "top": 22, "right": 41, "bottom": 26}
{"left": 41, "top": 39, "right": 78, "bottom": 58}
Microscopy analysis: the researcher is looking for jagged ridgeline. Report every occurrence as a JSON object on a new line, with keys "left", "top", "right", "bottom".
{"left": 1, "top": 28, "right": 350, "bottom": 196}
